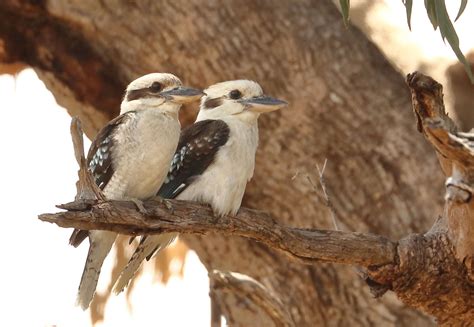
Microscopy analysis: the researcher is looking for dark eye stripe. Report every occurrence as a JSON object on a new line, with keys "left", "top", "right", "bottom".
{"left": 126, "top": 88, "right": 150, "bottom": 101}
{"left": 125, "top": 77, "right": 179, "bottom": 101}
{"left": 203, "top": 97, "right": 223, "bottom": 109}
{"left": 126, "top": 82, "right": 164, "bottom": 101}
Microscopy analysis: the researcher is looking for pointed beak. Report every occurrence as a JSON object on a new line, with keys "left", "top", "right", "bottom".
{"left": 161, "top": 86, "right": 205, "bottom": 104}
{"left": 239, "top": 95, "right": 288, "bottom": 113}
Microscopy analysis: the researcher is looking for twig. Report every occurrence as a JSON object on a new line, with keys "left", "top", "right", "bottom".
{"left": 292, "top": 170, "right": 324, "bottom": 202}
{"left": 315, "top": 159, "right": 339, "bottom": 231}
{"left": 293, "top": 161, "right": 339, "bottom": 230}
{"left": 69, "top": 118, "right": 105, "bottom": 246}
{"left": 70, "top": 117, "right": 105, "bottom": 202}
{"left": 209, "top": 270, "right": 295, "bottom": 327}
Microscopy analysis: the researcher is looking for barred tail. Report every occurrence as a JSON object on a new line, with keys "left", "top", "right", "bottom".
{"left": 76, "top": 230, "right": 117, "bottom": 310}
{"left": 113, "top": 233, "right": 177, "bottom": 294}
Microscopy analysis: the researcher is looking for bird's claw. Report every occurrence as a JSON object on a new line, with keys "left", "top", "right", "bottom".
{"left": 130, "top": 198, "right": 148, "bottom": 215}
{"left": 158, "top": 197, "right": 174, "bottom": 213}
{"left": 164, "top": 199, "right": 174, "bottom": 213}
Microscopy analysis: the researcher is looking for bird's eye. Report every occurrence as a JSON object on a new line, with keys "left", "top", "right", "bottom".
{"left": 149, "top": 82, "right": 162, "bottom": 93}
{"left": 229, "top": 89, "right": 242, "bottom": 99}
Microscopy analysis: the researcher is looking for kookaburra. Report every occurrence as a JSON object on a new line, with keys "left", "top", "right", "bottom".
{"left": 71, "top": 73, "right": 203, "bottom": 310}
{"left": 113, "top": 80, "right": 287, "bottom": 293}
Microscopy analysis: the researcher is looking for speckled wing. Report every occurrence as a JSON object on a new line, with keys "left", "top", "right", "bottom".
{"left": 69, "top": 112, "right": 135, "bottom": 247}
{"left": 158, "top": 119, "right": 230, "bottom": 199}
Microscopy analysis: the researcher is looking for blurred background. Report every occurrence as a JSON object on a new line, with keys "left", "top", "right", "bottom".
{"left": 0, "top": 1, "right": 473, "bottom": 326}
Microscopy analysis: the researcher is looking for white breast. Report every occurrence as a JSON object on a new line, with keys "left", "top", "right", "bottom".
{"left": 104, "top": 110, "right": 180, "bottom": 200}
{"left": 177, "top": 117, "right": 258, "bottom": 216}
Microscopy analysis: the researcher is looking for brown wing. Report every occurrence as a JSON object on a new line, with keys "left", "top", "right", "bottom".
{"left": 158, "top": 119, "right": 230, "bottom": 199}
{"left": 136, "top": 119, "right": 231, "bottom": 260}
{"left": 69, "top": 112, "right": 135, "bottom": 247}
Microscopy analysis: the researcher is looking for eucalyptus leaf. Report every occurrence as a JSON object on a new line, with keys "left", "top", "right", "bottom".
{"left": 339, "top": 0, "right": 350, "bottom": 26}
{"left": 403, "top": 0, "right": 413, "bottom": 30}
{"left": 455, "top": 0, "right": 468, "bottom": 22}
{"left": 434, "top": 0, "right": 474, "bottom": 83}
{"left": 424, "top": 0, "right": 438, "bottom": 30}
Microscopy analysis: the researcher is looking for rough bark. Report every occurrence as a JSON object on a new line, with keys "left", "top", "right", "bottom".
{"left": 40, "top": 198, "right": 397, "bottom": 267}
{"left": 406, "top": 72, "right": 474, "bottom": 273}
{"left": 1, "top": 0, "right": 449, "bottom": 326}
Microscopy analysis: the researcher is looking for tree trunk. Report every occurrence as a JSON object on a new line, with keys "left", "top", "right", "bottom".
{"left": 1, "top": 0, "right": 446, "bottom": 325}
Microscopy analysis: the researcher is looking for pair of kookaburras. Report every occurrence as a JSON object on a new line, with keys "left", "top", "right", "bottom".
{"left": 71, "top": 73, "right": 287, "bottom": 310}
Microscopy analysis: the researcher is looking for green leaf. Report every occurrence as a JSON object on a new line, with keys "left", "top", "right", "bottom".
{"left": 402, "top": 0, "right": 413, "bottom": 30}
{"left": 424, "top": 0, "right": 438, "bottom": 30}
{"left": 455, "top": 0, "right": 468, "bottom": 22}
{"left": 434, "top": 0, "right": 474, "bottom": 83}
{"left": 339, "top": 0, "right": 350, "bottom": 26}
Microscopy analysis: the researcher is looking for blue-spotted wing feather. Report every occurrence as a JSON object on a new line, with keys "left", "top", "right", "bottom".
{"left": 69, "top": 112, "right": 135, "bottom": 247}
{"left": 158, "top": 119, "right": 230, "bottom": 199}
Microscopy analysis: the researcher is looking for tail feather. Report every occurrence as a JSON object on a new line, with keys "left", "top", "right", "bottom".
{"left": 76, "top": 230, "right": 117, "bottom": 310}
{"left": 113, "top": 233, "right": 177, "bottom": 294}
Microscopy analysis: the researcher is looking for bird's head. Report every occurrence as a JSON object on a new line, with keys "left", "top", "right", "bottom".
{"left": 120, "top": 73, "right": 204, "bottom": 114}
{"left": 196, "top": 80, "right": 287, "bottom": 123}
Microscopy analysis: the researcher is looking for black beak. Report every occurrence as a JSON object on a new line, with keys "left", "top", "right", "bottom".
{"left": 239, "top": 95, "right": 288, "bottom": 113}
{"left": 161, "top": 86, "right": 205, "bottom": 104}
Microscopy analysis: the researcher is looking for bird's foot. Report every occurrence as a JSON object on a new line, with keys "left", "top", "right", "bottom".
{"left": 158, "top": 197, "right": 174, "bottom": 214}
{"left": 130, "top": 198, "right": 148, "bottom": 215}
{"left": 164, "top": 199, "right": 174, "bottom": 213}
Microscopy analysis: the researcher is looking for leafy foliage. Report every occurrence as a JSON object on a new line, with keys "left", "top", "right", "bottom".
{"left": 455, "top": 0, "right": 468, "bottom": 21}
{"left": 424, "top": 0, "right": 473, "bottom": 82}
{"left": 337, "top": 0, "right": 474, "bottom": 83}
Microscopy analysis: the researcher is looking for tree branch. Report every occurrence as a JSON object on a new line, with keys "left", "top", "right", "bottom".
{"left": 407, "top": 72, "right": 474, "bottom": 270}
{"left": 38, "top": 198, "right": 396, "bottom": 267}
{"left": 39, "top": 119, "right": 396, "bottom": 268}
